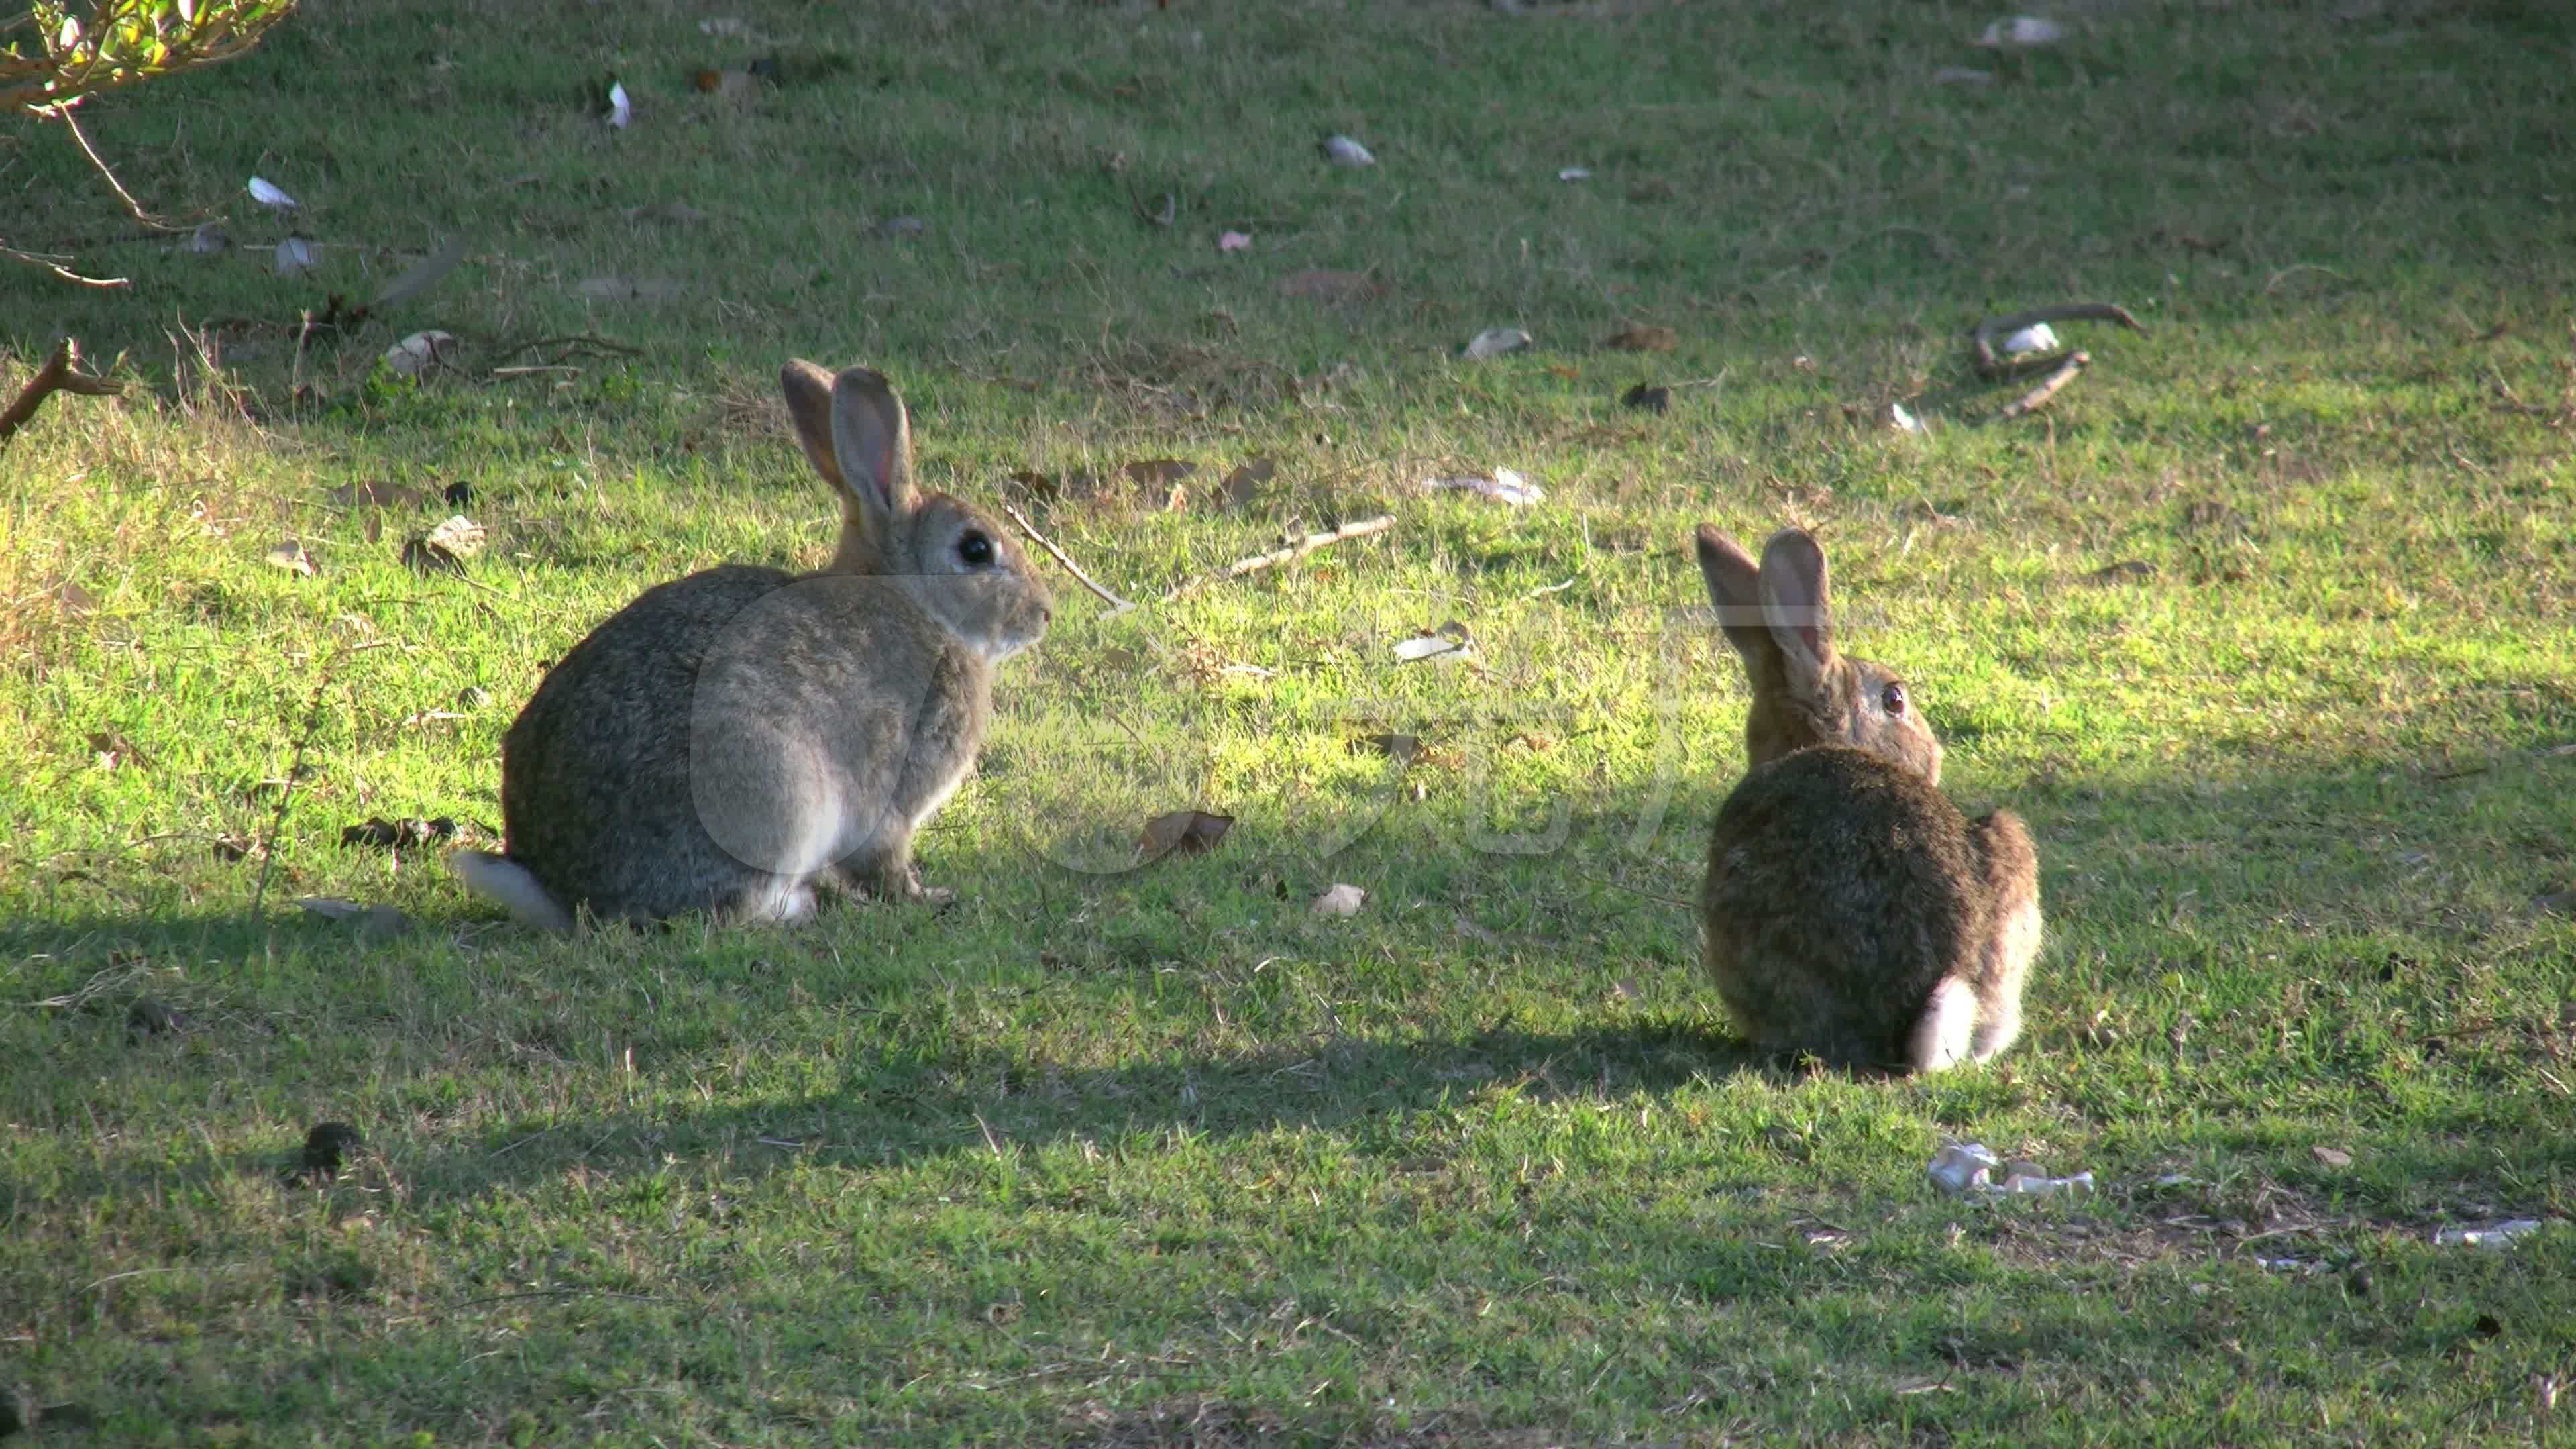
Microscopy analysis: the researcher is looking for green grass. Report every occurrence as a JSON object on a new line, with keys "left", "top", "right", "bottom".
{"left": 6, "top": 0, "right": 2576, "bottom": 1442}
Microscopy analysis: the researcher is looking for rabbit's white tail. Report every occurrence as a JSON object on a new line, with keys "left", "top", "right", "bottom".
{"left": 449, "top": 850, "right": 576, "bottom": 936}
{"left": 1906, "top": 977, "right": 1978, "bottom": 1073}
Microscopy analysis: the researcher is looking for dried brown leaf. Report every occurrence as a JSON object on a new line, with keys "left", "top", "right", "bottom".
{"left": 1600, "top": 324, "right": 1678, "bottom": 352}
{"left": 1139, "top": 809, "right": 1234, "bottom": 860}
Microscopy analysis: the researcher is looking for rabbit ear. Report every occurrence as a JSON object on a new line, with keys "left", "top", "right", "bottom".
{"left": 1757, "top": 527, "right": 1836, "bottom": 689}
{"left": 823, "top": 366, "right": 918, "bottom": 568}
{"left": 1693, "top": 525, "right": 1776, "bottom": 674}
{"left": 779, "top": 359, "right": 844, "bottom": 492}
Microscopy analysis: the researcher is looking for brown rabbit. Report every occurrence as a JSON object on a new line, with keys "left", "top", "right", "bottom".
{"left": 449, "top": 361, "right": 1053, "bottom": 932}
{"left": 1692, "top": 524, "right": 2041, "bottom": 1073}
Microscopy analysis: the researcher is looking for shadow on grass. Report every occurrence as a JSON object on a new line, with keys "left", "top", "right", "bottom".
{"left": 6, "top": 739, "right": 2571, "bottom": 1208}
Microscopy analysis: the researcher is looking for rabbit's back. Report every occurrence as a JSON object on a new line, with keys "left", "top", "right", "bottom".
{"left": 500, "top": 564, "right": 796, "bottom": 920}
{"left": 1700, "top": 746, "right": 1988, "bottom": 1069}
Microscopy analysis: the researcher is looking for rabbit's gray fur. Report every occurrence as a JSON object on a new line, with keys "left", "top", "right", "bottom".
{"left": 1693, "top": 524, "right": 2041, "bottom": 1073}
{"left": 451, "top": 361, "right": 1052, "bottom": 931}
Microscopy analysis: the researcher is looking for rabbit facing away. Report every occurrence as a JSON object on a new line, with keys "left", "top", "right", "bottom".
{"left": 449, "top": 360, "right": 1053, "bottom": 932}
{"left": 1692, "top": 524, "right": 2040, "bottom": 1073}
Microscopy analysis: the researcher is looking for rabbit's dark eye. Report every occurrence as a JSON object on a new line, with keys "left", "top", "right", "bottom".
{"left": 958, "top": 531, "right": 996, "bottom": 567}
{"left": 1881, "top": 681, "right": 1907, "bottom": 716}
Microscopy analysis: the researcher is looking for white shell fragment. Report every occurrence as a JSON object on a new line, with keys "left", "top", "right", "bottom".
{"left": 2435, "top": 1218, "right": 2547, "bottom": 1248}
{"left": 1558, "top": 166, "right": 1592, "bottom": 182}
{"left": 2000, "top": 322, "right": 2062, "bottom": 356}
{"left": 607, "top": 80, "right": 633, "bottom": 129}
{"left": 382, "top": 330, "right": 458, "bottom": 377}
{"left": 1320, "top": 133, "right": 1375, "bottom": 167}
{"left": 1929, "top": 1142, "right": 2094, "bottom": 1197}
{"left": 1393, "top": 635, "right": 1472, "bottom": 664}
{"left": 1312, "top": 883, "right": 1368, "bottom": 918}
{"left": 1462, "top": 327, "right": 1533, "bottom": 360}
{"left": 247, "top": 176, "right": 299, "bottom": 210}
{"left": 1976, "top": 16, "right": 2066, "bottom": 48}
{"left": 1422, "top": 468, "right": 1543, "bottom": 506}
{"left": 1927, "top": 1142, "right": 2000, "bottom": 1194}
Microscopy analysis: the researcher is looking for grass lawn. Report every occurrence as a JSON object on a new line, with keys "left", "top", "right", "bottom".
{"left": 5, "top": 0, "right": 2576, "bottom": 1442}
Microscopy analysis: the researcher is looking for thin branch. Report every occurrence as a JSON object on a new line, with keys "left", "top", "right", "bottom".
{"left": 1163, "top": 515, "right": 1397, "bottom": 601}
{"left": 1968, "top": 303, "right": 2142, "bottom": 378}
{"left": 58, "top": 109, "right": 185, "bottom": 232}
{"left": 0, "top": 241, "right": 128, "bottom": 288}
{"left": 0, "top": 338, "right": 123, "bottom": 447}
{"left": 1001, "top": 503, "right": 1134, "bottom": 614}
{"left": 1998, "top": 350, "right": 2089, "bottom": 421}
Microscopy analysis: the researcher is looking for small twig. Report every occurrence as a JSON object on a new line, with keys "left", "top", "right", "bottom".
{"left": 1163, "top": 515, "right": 1396, "bottom": 601}
{"left": 0, "top": 239, "right": 129, "bottom": 288}
{"left": 1968, "top": 303, "right": 2142, "bottom": 378}
{"left": 57, "top": 109, "right": 185, "bottom": 232}
{"left": 1998, "top": 350, "right": 2090, "bottom": 421}
{"left": 1002, "top": 503, "right": 1134, "bottom": 614}
{"left": 502, "top": 333, "right": 641, "bottom": 360}
{"left": 0, "top": 338, "right": 123, "bottom": 447}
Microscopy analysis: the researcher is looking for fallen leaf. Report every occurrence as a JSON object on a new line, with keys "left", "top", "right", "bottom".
{"left": 339, "top": 816, "right": 460, "bottom": 853}
{"left": 1422, "top": 469, "right": 1542, "bottom": 506}
{"left": 1621, "top": 382, "right": 1671, "bottom": 414}
{"left": 247, "top": 175, "right": 299, "bottom": 209}
{"left": 2000, "top": 322, "right": 2061, "bottom": 356}
{"left": 86, "top": 730, "right": 150, "bottom": 772}
{"left": 1975, "top": 15, "right": 2066, "bottom": 47}
{"left": 2312, "top": 1146, "right": 2354, "bottom": 1168}
{"left": 1217, "top": 229, "right": 1252, "bottom": 252}
{"left": 126, "top": 996, "right": 189, "bottom": 1039}
{"left": 266, "top": 539, "right": 316, "bottom": 576}
{"left": 1313, "top": 883, "right": 1368, "bottom": 918}
{"left": 1320, "top": 133, "right": 1375, "bottom": 167}
{"left": 274, "top": 236, "right": 316, "bottom": 276}
{"left": 607, "top": 80, "right": 633, "bottom": 127}
{"left": 1462, "top": 327, "right": 1533, "bottom": 360}
{"left": 1886, "top": 399, "right": 1927, "bottom": 434}
{"left": 1352, "top": 732, "right": 1420, "bottom": 761}
{"left": 1393, "top": 621, "right": 1474, "bottom": 663}
{"left": 1279, "top": 269, "right": 1381, "bottom": 302}
{"left": 402, "top": 539, "right": 466, "bottom": 578}
{"left": 1139, "top": 809, "right": 1234, "bottom": 860}
{"left": 1507, "top": 731, "right": 1556, "bottom": 753}
{"left": 382, "top": 330, "right": 457, "bottom": 378}
{"left": 44, "top": 576, "right": 95, "bottom": 616}
{"left": 1123, "top": 459, "right": 1197, "bottom": 489}
{"left": 692, "top": 67, "right": 723, "bottom": 93}
{"left": 1220, "top": 458, "right": 1276, "bottom": 508}
{"left": 1600, "top": 324, "right": 1678, "bottom": 352}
